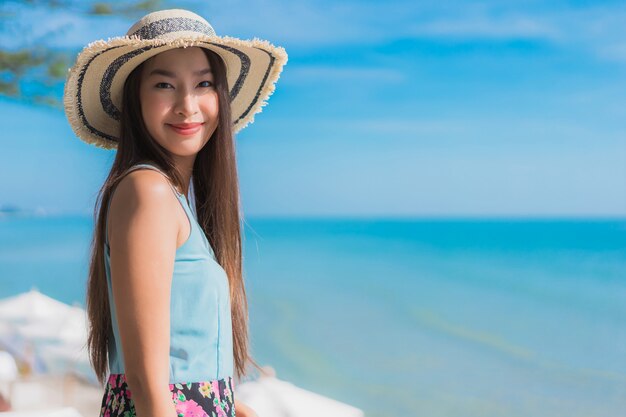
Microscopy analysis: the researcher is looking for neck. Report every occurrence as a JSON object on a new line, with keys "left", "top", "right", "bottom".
{"left": 172, "top": 155, "right": 195, "bottom": 197}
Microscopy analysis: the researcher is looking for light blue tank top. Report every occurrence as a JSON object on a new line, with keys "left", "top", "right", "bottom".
{"left": 103, "top": 163, "right": 234, "bottom": 383}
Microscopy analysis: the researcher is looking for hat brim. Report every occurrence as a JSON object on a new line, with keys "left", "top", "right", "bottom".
{"left": 63, "top": 35, "right": 288, "bottom": 149}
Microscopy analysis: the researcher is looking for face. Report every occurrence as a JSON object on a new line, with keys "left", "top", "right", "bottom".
{"left": 139, "top": 47, "right": 219, "bottom": 162}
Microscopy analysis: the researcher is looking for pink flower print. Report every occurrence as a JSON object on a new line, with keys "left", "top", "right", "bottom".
{"left": 216, "top": 404, "right": 228, "bottom": 417}
{"left": 175, "top": 399, "right": 209, "bottom": 417}
{"left": 171, "top": 389, "right": 182, "bottom": 404}
{"left": 103, "top": 409, "right": 111, "bottom": 417}
{"left": 212, "top": 397, "right": 229, "bottom": 417}
{"left": 223, "top": 385, "right": 233, "bottom": 403}
{"left": 211, "top": 380, "right": 221, "bottom": 402}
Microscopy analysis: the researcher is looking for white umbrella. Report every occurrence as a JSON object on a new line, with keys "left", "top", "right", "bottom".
{"left": 12, "top": 305, "right": 88, "bottom": 347}
{"left": 0, "top": 289, "right": 74, "bottom": 326}
{"left": 0, "top": 290, "right": 93, "bottom": 383}
{"left": 236, "top": 368, "right": 364, "bottom": 417}
{"left": 56, "top": 307, "right": 88, "bottom": 347}
{"left": 0, "top": 350, "right": 18, "bottom": 381}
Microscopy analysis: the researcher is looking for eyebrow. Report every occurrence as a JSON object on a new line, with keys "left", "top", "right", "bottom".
{"left": 148, "top": 68, "right": 213, "bottom": 77}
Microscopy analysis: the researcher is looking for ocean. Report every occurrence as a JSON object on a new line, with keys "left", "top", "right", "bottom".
{"left": 0, "top": 215, "right": 625, "bottom": 417}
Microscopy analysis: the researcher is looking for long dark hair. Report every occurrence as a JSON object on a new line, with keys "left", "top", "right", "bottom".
{"left": 85, "top": 47, "right": 260, "bottom": 386}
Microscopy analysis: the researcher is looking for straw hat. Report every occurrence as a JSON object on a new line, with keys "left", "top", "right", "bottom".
{"left": 63, "top": 9, "right": 288, "bottom": 150}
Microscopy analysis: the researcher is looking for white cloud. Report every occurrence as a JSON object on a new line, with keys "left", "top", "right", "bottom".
{"left": 409, "top": 14, "right": 559, "bottom": 40}
{"left": 197, "top": 0, "right": 626, "bottom": 67}
{"left": 3, "top": 0, "right": 626, "bottom": 64}
{"left": 596, "top": 42, "right": 626, "bottom": 63}
{"left": 282, "top": 65, "right": 405, "bottom": 84}
{"left": 0, "top": 3, "right": 133, "bottom": 49}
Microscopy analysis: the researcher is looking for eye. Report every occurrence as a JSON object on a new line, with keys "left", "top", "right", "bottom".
{"left": 198, "top": 80, "right": 214, "bottom": 88}
{"left": 155, "top": 82, "right": 173, "bottom": 89}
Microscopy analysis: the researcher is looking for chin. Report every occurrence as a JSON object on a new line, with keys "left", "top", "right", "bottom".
{"left": 167, "top": 144, "right": 204, "bottom": 157}
{"left": 152, "top": 131, "right": 212, "bottom": 155}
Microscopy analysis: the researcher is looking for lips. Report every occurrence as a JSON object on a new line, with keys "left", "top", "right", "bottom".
{"left": 167, "top": 122, "right": 204, "bottom": 135}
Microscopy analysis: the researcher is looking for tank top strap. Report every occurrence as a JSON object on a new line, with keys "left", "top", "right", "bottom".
{"left": 104, "top": 163, "right": 187, "bottom": 248}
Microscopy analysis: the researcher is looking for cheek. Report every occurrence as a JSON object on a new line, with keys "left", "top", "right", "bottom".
{"left": 201, "top": 93, "right": 219, "bottom": 120}
{"left": 140, "top": 90, "right": 170, "bottom": 130}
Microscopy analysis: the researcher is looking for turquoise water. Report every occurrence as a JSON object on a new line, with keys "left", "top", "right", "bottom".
{"left": 0, "top": 216, "right": 625, "bottom": 416}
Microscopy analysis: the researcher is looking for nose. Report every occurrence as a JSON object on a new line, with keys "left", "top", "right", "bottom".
{"left": 174, "top": 88, "right": 199, "bottom": 118}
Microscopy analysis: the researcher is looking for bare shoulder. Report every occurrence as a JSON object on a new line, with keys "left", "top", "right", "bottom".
{"left": 115, "top": 168, "right": 176, "bottom": 204}
{"left": 108, "top": 169, "right": 179, "bottom": 246}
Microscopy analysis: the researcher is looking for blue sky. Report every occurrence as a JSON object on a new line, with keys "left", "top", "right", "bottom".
{"left": 0, "top": 0, "right": 624, "bottom": 217}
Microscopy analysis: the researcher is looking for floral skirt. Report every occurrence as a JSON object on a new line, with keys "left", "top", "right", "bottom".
{"left": 99, "top": 373, "right": 236, "bottom": 417}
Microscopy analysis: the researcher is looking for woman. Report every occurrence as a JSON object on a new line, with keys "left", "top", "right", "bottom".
{"left": 63, "top": 9, "right": 287, "bottom": 417}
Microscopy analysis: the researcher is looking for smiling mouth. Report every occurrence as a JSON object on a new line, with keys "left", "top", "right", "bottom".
{"left": 167, "top": 122, "right": 204, "bottom": 135}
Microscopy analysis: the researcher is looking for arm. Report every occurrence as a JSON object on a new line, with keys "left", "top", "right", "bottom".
{"left": 235, "top": 399, "right": 259, "bottom": 417}
{"left": 108, "top": 170, "right": 181, "bottom": 417}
